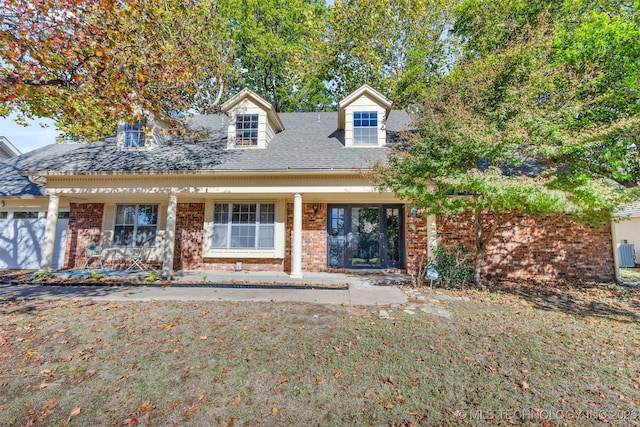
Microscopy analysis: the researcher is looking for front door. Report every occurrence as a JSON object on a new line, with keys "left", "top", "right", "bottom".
{"left": 327, "top": 204, "right": 404, "bottom": 269}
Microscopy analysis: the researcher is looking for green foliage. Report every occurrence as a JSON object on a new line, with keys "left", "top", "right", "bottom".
{"left": 90, "top": 271, "right": 104, "bottom": 282}
{"left": 145, "top": 270, "right": 158, "bottom": 283}
{"left": 375, "top": 0, "right": 640, "bottom": 285}
{"left": 427, "top": 246, "right": 473, "bottom": 289}
{"left": 314, "top": 0, "right": 458, "bottom": 107}
{"left": 35, "top": 270, "right": 51, "bottom": 282}
{"left": 218, "top": 0, "right": 330, "bottom": 112}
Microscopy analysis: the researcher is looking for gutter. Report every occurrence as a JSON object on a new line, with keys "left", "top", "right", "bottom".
{"left": 19, "top": 168, "right": 372, "bottom": 178}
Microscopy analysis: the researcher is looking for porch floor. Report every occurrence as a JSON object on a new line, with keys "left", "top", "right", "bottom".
{"left": 49, "top": 268, "right": 412, "bottom": 288}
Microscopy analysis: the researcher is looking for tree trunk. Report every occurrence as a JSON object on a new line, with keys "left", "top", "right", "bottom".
{"left": 472, "top": 209, "right": 504, "bottom": 287}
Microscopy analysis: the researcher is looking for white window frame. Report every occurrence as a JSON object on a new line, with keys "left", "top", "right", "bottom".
{"left": 113, "top": 204, "right": 159, "bottom": 247}
{"left": 353, "top": 111, "right": 378, "bottom": 145}
{"left": 203, "top": 200, "right": 285, "bottom": 259}
{"left": 123, "top": 119, "right": 147, "bottom": 148}
{"left": 212, "top": 202, "right": 275, "bottom": 250}
{"left": 235, "top": 114, "right": 259, "bottom": 146}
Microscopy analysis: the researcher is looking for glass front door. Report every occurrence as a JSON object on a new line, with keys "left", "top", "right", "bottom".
{"left": 327, "top": 204, "right": 404, "bottom": 269}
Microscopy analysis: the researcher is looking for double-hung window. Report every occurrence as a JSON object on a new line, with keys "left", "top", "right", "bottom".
{"left": 353, "top": 111, "right": 378, "bottom": 145}
{"left": 212, "top": 202, "right": 275, "bottom": 249}
{"left": 114, "top": 204, "right": 158, "bottom": 247}
{"left": 123, "top": 119, "right": 147, "bottom": 148}
{"left": 235, "top": 114, "right": 258, "bottom": 146}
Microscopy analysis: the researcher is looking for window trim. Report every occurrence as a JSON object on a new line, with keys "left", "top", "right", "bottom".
{"left": 353, "top": 111, "right": 378, "bottom": 145}
{"left": 234, "top": 114, "right": 259, "bottom": 147}
{"left": 123, "top": 119, "right": 147, "bottom": 149}
{"left": 113, "top": 203, "right": 159, "bottom": 247}
{"left": 203, "top": 200, "right": 285, "bottom": 259}
{"left": 212, "top": 202, "right": 275, "bottom": 250}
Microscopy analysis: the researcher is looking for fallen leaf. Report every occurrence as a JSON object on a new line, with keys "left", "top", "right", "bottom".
{"left": 333, "top": 369, "right": 342, "bottom": 379}
{"left": 139, "top": 401, "right": 155, "bottom": 412}
{"left": 270, "top": 407, "right": 279, "bottom": 416}
{"left": 277, "top": 377, "right": 288, "bottom": 385}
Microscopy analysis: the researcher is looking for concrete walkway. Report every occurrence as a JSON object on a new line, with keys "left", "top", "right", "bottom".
{"left": 0, "top": 270, "right": 409, "bottom": 306}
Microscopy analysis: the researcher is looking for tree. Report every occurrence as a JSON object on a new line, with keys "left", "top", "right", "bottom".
{"left": 1, "top": 0, "right": 234, "bottom": 141}
{"left": 217, "top": 0, "right": 330, "bottom": 112}
{"left": 375, "top": 2, "right": 640, "bottom": 285}
{"left": 316, "top": 0, "right": 457, "bottom": 107}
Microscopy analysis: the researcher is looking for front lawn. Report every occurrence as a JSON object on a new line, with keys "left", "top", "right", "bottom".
{"left": 1, "top": 282, "right": 639, "bottom": 426}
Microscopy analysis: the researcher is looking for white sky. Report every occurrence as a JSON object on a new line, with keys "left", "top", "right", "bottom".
{"left": 0, "top": 114, "right": 60, "bottom": 154}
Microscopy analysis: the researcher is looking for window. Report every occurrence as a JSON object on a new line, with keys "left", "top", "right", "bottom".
{"left": 113, "top": 204, "right": 158, "bottom": 247}
{"left": 235, "top": 114, "right": 259, "bottom": 146}
{"left": 0, "top": 212, "right": 7, "bottom": 219}
{"left": 123, "top": 119, "right": 147, "bottom": 148}
{"left": 212, "top": 202, "right": 275, "bottom": 249}
{"left": 13, "top": 211, "right": 40, "bottom": 219}
{"left": 353, "top": 111, "right": 378, "bottom": 145}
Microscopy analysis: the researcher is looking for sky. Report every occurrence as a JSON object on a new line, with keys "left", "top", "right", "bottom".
{"left": 0, "top": 114, "right": 60, "bottom": 154}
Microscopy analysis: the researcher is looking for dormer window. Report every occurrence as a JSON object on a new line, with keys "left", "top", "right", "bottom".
{"left": 353, "top": 112, "right": 378, "bottom": 145}
{"left": 123, "top": 119, "right": 146, "bottom": 148}
{"left": 235, "top": 114, "right": 259, "bottom": 146}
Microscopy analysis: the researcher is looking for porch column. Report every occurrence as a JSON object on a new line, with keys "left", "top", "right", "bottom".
{"left": 162, "top": 193, "right": 178, "bottom": 276}
{"left": 290, "top": 192, "right": 303, "bottom": 278}
{"left": 40, "top": 194, "right": 59, "bottom": 271}
{"left": 427, "top": 214, "right": 438, "bottom": 261}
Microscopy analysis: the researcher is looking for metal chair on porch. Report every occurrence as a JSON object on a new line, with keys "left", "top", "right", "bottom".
{"left": 83, "top": 245, "right": 107, "bottom": 269}
{"left": 126, "top": 242, "right": 150, "bottom": 271}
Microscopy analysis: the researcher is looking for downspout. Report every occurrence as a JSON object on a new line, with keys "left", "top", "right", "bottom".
{"left": 611, "top": 219, "right": 622, "bottom": 283}
{"left": 27, "top": 174, "right": 47, "bottom": 186}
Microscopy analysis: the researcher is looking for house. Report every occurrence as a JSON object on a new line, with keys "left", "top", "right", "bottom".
{"left": 613, "top": 201, "right": 640, "bottom": 268}
{"left": 0, "top": 85, "right": 618, "bottom": 282}
{"left": 0, "top": 136, "right": 21, "bottom": 160}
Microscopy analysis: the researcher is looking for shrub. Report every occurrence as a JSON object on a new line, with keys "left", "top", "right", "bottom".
{"left": 427, "top": 246, "right": 472, "bottom": 289}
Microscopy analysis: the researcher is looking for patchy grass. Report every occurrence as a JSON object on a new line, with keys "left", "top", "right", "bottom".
{"left": 1, "top": 286, "right": 639, "bottom": 426}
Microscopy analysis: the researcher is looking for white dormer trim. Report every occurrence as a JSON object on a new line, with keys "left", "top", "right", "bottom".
{"left": 222, "top": 88, "right": 284, "bottom": 149}
{"left": 0, "top": 136, "right": 21, "bottom": 159}
{"left": 338, "top": 85, "right": 392, "bottom": 148}
{"left": 116, "top": 113, "right": 169, "bottom": 150}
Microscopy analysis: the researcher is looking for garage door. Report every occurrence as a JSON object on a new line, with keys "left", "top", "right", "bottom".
{"left": 0, "top": 211, "right": 68, "bottom": 269}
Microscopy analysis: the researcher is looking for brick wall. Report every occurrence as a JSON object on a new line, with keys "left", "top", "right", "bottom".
{"left": 284, "top": 203, "right": 328, "bottom": 273}
{"left": 174, "top": 202, "right": 284, "bottom": 271}
{"left": 173, "top": 203, "right": 205, "bottom": 270}
{"left": 435, "top": 212, "right": 615, "bottom": 281}
{"left": 405, "top": 208, "right": 429, "bottom": 275}
{"left": 64, "top": 203, "right": 104, "bottom": 268}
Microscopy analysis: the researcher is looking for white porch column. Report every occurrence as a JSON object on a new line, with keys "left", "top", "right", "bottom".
{"left": 162, "top": 193, "right": 178, "bottom": 276}
{"left": 427, "top": 214, "right": 438, "bottom": 261}
{"left": 290, "top": 192, "right": 303, "bottom": 278}
{"left": 40, "top": 194, "right": 60, "bottom": 271}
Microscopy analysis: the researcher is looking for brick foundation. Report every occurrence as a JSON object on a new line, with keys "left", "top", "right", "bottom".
{"left": 64, "top": 203, "right": 104, "bottom": 269}
{"left": 434, "top": 212, "right": 615, "bottom": 281}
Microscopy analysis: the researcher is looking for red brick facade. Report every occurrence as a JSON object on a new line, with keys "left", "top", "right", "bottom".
{"left": 284, "top": 203, "right": 328, "bottom": 273}
{"left": 173, "top": 202, "right": 283, "bottom": 271}
{"left": 64, "top": 203, "right": 104, "bottom": 269}
{"left": 434, "top": 212, "right": 615, "bottom": 281}
{"left": 173, "top": 203, "right": 205, "bottom": 270}
{"left": 63, "top": 202, "right": 615, "bottom": 281}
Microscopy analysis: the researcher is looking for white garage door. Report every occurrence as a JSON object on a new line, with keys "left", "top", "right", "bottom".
{"left": 0, "top": 211, "right": 68, "bottom": 269}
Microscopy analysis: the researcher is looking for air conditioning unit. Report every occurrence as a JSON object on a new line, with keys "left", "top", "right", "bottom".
{"left": 618, "top": 243, "right": 635, "bottom": 267}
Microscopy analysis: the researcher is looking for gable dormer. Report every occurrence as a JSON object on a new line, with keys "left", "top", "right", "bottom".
{"left": 117, "top": 113, "right": 169, "bottom": 150}
{"left": 222, "top": 88, "right": 284, "bottom": 149}
{"left": 338, "top": 85, "right": 392, "bottom": 148}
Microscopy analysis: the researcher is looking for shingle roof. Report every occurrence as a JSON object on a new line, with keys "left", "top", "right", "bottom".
{"left": 17, "top": 110, "right": 413, "bottom": 175}
{"left": 0, "top": 144, "right": 78, "bottom": 197}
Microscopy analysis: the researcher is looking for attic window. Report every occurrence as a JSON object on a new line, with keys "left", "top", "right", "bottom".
{"left": 235, "top": 114, "right": 258, "bottom": 146}
{"left": 353, "top": 111, "right": 378, "bottom": 145}
{"left": 123, "top": 119, "right": 147, "bottom": 148}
